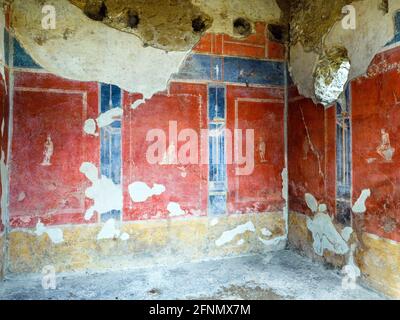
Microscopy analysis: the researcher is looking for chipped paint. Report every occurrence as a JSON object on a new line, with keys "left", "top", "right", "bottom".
{"left": 96, "top": 108, "right": 123, "bottom": 128}
{"left": 261, "top": 228, "right": 272, "bottom": 237}
{"left": 97, "top": 218, "right": 121, "bottom": 240}
{"left": 258, "top": 235, "right": 286, "bottom": 250}
{"left": 305, "top": 193, "right": 318, "bottom": 213}
{"left": 167, "top": 202, "right": 186, "bottom": 217}
{"left": 83, "top": 118, "right": 97, "bottom": 136}
{"left": 215, "top": 221, "right": 255, "bottom": 247}
{"left": 352, "top": 189, "right": 371, "bottom": 214}
{"left": 80, "top": 162, "right": 123, "bottom": 221}
{"left": 341, "top": 244, "right": 361, "bottom": 290}
{"left": 306, "top": 212, "right": 350, "bottom": 256}
{"left": 131, "top": 99, "right": 146, "bottom": 110}
{"left": 210, "top": 218, "right": 219, "bottom": 227}
{"left": 34, "top": 220, "right": 64, "bottom": 244}
{"left": 128, "top": 182, "right": 165, "bottom": 203}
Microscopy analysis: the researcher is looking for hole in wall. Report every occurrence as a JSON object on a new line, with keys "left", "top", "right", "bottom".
{"left": 84, "top": 0, "right": 107, "bottom": 21}
{"left": 233, "top": 18, "right": 251, "bottom": 37}
{"left": 267, "top": 23, "right": 288, "bottom": 43}
{"left": 127, "top": 10, "right": 140, "bottom": 28}
{"left": 192, "top": 16, "right": 207, "bottom": 33}
{"left": 379, "top": 0, "right": 389, "bottom": 14}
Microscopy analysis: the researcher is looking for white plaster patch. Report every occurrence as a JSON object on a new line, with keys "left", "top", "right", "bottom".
{"left": 131, "top": 99, "right": 146, "bottom": 110}
{"left": 210, "top": 218, "right": 219, "bottom": 226}
{"left": 167, "top": 202, "right": 186, "bottom": 217}
{"left": 318, "top": 204, "right": 327, "bottom": 212}
{"left": 352, "top": 189, "right": 371, "bottom": 214}
{"left": 83, "top": 119, "right": 97, "bottom": 136}
{"left": 215, "top": 221, "right": 255, "bottom": 247}
{"left": 341, "top": 244, "right": 361, "bottom": 290}
{"left": 18, "top": 192, "right": 26, "bottom": 202}
{"left": 120, "top": 232, "right": 130, "bottom": 241}
{"left": 261, "top": 228, "right": 272, "bottom": 237}
{"left": 306, "top": 212, "right": 349, "bottom": 256}
{"left": 80, "top": 162, "right": 123, "bottom": 221}
{"left": 97, "top": 218, "right": 120, "bottom": 240}
{"left": 341, "top": 227, "right": 353, "bottom": 242}
{"left": 128, "top": 181, "right": 165, "bottom": 203}
{"left": 305, "top": 193, "right": 318, "bottom": 213}
{"left": 258, "top": 236, "right": 286, "bottom": 250}
{"left": 236, "top": 239, "right": 245, "bottom": 246}
{"left": 96, "top": 108, "right": 123, "bottom": 128}
{"left": 35, "top": 220, "right": 64, "bottom": 244}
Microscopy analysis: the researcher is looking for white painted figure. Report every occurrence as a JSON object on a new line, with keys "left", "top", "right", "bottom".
{"left": 41, "top": 134, "right": 53, "bottom": 166}
{"left": 376, "top": 129, "right": 395, "bottom": 161}
{"left": 258, "top": 137, "right": 267, "bottom": 163}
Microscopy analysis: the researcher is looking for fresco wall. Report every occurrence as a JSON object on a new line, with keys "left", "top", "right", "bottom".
{"left": 288, "top": 11, "right": 400, "bottom": 298}
{"left": 4, "top": 22, "right": 289, "bottom": 274}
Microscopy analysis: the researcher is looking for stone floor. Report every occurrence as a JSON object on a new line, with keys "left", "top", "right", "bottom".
{"left": 0, "top": 249, "right": 386, "bottom": 300}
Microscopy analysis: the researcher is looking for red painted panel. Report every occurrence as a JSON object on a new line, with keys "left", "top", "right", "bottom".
{"left": 325, "top": 105, "right": 336, "bottom": 215}
{"left": 226, "top": 85, "right": 285, "bottom": 214}
{"left": 352, "top": 47, "right": 400, "bottom": 241}
{"left": 288, "top": 96, "right": 326, "bottom": 215}
{"left": 9, "top": 71, "right": 99, "bottom": 228}
{"left": 122, "top": 82, "right": 208, "bottom": 220}
{"left": 0, "top": 70, "right": 9, "bottom": 233}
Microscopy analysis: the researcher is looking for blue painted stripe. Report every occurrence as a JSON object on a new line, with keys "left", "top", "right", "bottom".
{"left": 223, "top": 56, "right": 285, "bottom": 86}
{"left": 4, "top": 29, "right": 9, "bottom": 66}
{"left": 13, "top": 38, "right": 41, "bottom": 69}
{"left": 174, "top": 54, "right": 285, "bottom": 86}
{"left": 100, "top": 84, "right": 122, "bottom": 220}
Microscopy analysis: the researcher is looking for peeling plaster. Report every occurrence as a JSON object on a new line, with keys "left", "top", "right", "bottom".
{"left": 128, "top": 181, "right": 165, "bottom": 203}
{"left": 131, "top": 99, "right": 146, "bottom": 110}
{"left": 352, "top": 189, "right": 371, "bottom": 213}
{"left": 11, "top": 0, "right": 281, "bottom": 99}
{"left": 289, "top": 0, "right": 398, "bottom": 103}
{"left": 167, "top": 202, "right": 186, "bottom": 217}
{"left": 258, "top": 235, "right": 286, "bottom": 250}
{"left": 305, "top": 193, "right": 318, "bottom": 213}
{"left": 307, "top": 212, "right": 350, "bottom": 256}
{"left": 35, "top": 220, "right": 64, "bottom": 244}
{"left": 79, "top": 162, "right": 123, "bottom": 221}
{"left": 84, "top": 108, "right": 123, "bottom": 136}
{"left": 210, "top": 218, "right": 219, "bottom": 226}
{"left": 261, "top": 228, "right": 272, "bottom": 237}
{"left": 341, "top": 244, "right": 361, "bottom": 289}
{"left": 215, "top": 221, "right": 255, "bottom": 247}
{"left": 11, "top": 0, "right": 189, "bottom": 99}
{"left": 97, "top": 218, "right": 129, "bottom": 241}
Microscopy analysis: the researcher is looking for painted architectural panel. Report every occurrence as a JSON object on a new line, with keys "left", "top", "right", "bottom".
{"left": 226, "top": 86, "right": 285, "bottom": 214}
{"left": 122, "top": 83, "right": 208, "bottom": 220}
{"left": 352, "top": 46, "right": 400, "bottom": 241}
{"left": 9, "top": 72, "right": 99, "bottom": 227}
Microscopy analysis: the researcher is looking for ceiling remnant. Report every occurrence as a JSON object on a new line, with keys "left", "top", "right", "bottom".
{"left": 69, "top": 0, "right": 213, "bottom": 51}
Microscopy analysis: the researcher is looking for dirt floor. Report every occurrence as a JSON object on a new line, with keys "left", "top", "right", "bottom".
{"left": 0, "top": 249, "right": 386, "bottom": 300}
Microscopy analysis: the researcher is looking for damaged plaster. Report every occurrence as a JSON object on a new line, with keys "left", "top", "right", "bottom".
{"left": 34, "top": 220, "right": 64, "bottom": 244}
{"left": 352, "top": 189, "right": 371, "bottom": 213}
{"left": 10, "top": 0, "right": 282, "bottom": 99}
{"left": 289, "top": 0, "right": 399, "bottom": 104}
{"left": 69, "top": 0, "right": 213, "bottom": 52}
{"left": 97, "top": 218, "right": 129, "bottom": 241}
{"left": 305, "top": 193, "right": 352, "bottom": 256}
{"left": 215, "top": 221, "right": 255, "bottom": 247}
{"left": 79, "top": 162, "right": 123, "bottom": 220}
{"left": 167, "top": 202, "right": 186, "bottom": 217}
{"left": 128, "top": 181, "right": 165, "bottom": 203}
{"left": 84, "top": 107, "right": 123, "bottom": 136}
{"left": 10, "top": 0, "right": 188, "bottom": 99}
